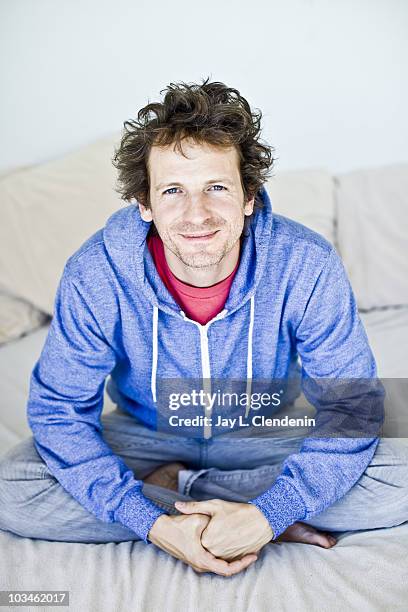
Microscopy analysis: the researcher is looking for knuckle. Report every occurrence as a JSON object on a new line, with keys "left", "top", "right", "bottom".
{"left": 191, "top": 515, "right": 207, "bottom": 529}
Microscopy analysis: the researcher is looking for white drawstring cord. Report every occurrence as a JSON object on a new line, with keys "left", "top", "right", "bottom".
{"left": 151, "top": 305, "right": 158, "bottom": 403}
{"left": 151, "top": 299, "right": 255, "bottom": 413}
{"left": 245, "top": 295, "right": 255, "bottom": 418}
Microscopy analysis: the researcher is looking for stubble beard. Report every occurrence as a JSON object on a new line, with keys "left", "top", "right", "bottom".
{"left": 167, "top": 241, "right": 230, "bottom": 269}
{"left": 164, "top": 220, "right": 244, "bottom": 270}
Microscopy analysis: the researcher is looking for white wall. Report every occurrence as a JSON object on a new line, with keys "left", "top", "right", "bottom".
{"left": 0, "top": 0, "right": 407, "bottom": 174}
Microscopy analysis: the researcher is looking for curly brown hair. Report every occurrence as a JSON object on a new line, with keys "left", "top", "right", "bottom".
{"left": 112, "top": 77, "right": 275, "bottom": 230}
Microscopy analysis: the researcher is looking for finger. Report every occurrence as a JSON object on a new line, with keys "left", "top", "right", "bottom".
{"left": 198, "top": 549, "right": 257, "bottom": 577}
{"left": 174, "top": 500, "right": 215, "bottom": 516}
{"left": 225, "top": 554, "right": 259, "bottom": 575}
{"left": 190, "top": 565, "right": 205, "bottom": 574}
{"left": 198, "top": 550, "right": 237, "bottom": 576}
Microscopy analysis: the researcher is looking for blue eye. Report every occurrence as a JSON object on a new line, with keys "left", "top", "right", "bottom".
{"left": 162, "top": 185, "right": 227, "bottom": 195}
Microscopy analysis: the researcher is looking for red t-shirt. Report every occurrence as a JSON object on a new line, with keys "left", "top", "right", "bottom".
{"left": 147, "top": 234, "right": 239, "bottom": 325}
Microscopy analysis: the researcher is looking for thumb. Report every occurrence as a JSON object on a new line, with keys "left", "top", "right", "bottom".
{"left": 174, "top": 500, "right": 215, "bottom": 516}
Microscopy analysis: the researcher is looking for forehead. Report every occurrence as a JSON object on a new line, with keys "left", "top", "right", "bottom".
{"left": 147, "top": 139, "right": 241, "bottom": 181}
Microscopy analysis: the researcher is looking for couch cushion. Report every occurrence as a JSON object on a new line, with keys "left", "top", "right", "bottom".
{"left": 361, "top": 307, "right": 408, "bottom": 438}
{"left": 0, "top": 323, "right": 116, "bottom": 456}
{"left": 0, "top": 288, "right": 48, "bottom": 346}
{"left": 266, "top": 168, "right": 335, "bottom": 244}
{"left": 0, "top": 135, "right": 122, "bottom": 314}
{"left": 335, "top": 164, "right": 408, "bottom": 310}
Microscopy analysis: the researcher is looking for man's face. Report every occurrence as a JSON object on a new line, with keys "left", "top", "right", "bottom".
{"left": 139, "top": 138, "right": 254, "bottom": 269}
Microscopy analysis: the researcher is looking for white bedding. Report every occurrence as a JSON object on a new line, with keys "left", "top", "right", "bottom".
{"left": 1, "top": 309, "right": 408, "bottom": 611}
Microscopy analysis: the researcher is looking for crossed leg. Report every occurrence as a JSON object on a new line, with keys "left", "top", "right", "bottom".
{"left": 1, "top": 406, "right": 406, "bottom": 548}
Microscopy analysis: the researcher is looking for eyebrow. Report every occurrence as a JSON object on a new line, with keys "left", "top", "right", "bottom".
{"left": 155, "top": 178, "right": 234, "bottom": 192}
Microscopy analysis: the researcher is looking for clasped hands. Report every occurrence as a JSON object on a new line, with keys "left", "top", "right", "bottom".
{"left": 148, "top": 499, "right": 273, "bottom": 576}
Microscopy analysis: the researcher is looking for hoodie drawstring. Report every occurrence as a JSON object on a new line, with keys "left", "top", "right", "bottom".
{"left": 150, "top": 295, "right": 255, "bottom": 412}
{"left": 245, "top": 295, "right": 255, "bottom": 418}
{"left": 151, "top": 305, "right": 158, "bottom": 403}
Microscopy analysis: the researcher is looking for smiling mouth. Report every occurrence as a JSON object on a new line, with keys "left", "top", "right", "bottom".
{"left": 180, "top": 230, "right": 220, "bottom": 241}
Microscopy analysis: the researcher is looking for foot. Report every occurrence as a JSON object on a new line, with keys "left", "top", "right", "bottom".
{"left": 144, "top": 462, "right": 186, "bottom": 492}
{"left": 277, "top": 522, "right": 337, "bottom": 548}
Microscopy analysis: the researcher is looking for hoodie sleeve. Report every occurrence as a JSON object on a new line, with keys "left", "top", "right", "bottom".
{"left": 26, "top": 264, "right": 166, "bottom": 543}
{"left": 248, "top": 246, "right": 384, "bottom": 538}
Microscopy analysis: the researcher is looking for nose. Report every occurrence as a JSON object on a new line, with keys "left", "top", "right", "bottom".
{"left": 181, "top": 194, "right": 214, "bottom": 227}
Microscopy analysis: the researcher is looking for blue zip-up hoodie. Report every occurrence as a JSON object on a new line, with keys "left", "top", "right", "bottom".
{"left": 27, "top": 185, "right": 381, "bottom": 543}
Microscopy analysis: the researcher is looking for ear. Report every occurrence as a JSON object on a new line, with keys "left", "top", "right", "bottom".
{"left": 138, "top": 202, "right": 153, "bottom": 222}
{"left": 244, "top": 195, "right": 255, "bottom": 216}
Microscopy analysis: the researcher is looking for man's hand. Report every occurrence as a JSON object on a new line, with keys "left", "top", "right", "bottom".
{"left": 147, "top": 513, "right": 258, "bottom": 576}
{"left": 174, "top": 499, "right": 273, "bottom": 561}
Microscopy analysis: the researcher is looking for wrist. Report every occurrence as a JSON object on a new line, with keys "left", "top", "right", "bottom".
{"left": 147, "top": 513, "right": 172, "bottom": 543}
{"left": 248, "top": 502, "right": 274, "bottom": 541}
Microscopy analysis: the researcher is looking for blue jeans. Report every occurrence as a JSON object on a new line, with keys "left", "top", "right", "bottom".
{"left": 0, "top": 406, "right": 407, "bottom": 543}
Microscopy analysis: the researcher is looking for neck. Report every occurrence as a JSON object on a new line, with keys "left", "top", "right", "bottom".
{"left": 163, "top": 240, "right": 240, "bottom": 287}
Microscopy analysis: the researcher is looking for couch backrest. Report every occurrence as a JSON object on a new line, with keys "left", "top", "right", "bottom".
{"left": 0, "top": 136, "right": 123, "bottom": 314}
{"left": 0, "top": 135, "right": 406, "bottom": 315}
{"left": 334, "top": 163, "right": 408, "bottom": 310}
{"left": 266, "top": 168, "right": 335, "bottom": 245}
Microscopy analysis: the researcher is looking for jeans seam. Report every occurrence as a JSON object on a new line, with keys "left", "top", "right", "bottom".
{"left": 1, "top": 466, "right": 52, "bottom": 481}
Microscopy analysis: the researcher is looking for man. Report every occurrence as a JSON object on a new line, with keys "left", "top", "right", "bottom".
{"left": 0, "top": 78, "right": 407, "bottom": 577}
